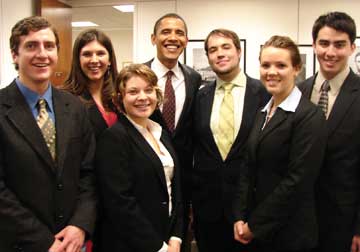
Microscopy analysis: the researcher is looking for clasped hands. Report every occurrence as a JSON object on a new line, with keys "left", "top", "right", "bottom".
{"left": 48, "top": 225, "right": 85, "bottom": 252}
{"left": 234, "top": 220, "right": 254, "bottom": 244}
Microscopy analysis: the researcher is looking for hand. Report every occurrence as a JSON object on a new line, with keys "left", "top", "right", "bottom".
{"left": 233, "top": 220, "right": 253, "bottom": 244}
{"left": 48, "top": 238, "right": 64, "bottom": 252}
{"left": 168, "top": 239, "right": 181, "bottom": 252}
{"left": 54, "top": 225, "right": 85, "bottom": 252}
{"left": 351, "top": 235, "right": 360, "bottom": 252}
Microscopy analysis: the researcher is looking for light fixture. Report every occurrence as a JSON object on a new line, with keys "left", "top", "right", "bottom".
{"left": 71, "top": 21, "right": 98, "bottom": 28}
{"left": 113, "top": 5, "right": 134, "bottom": 13}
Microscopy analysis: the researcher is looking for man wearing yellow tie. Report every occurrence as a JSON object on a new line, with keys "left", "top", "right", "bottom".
{"left": 191, "top": 29, "right": 269, "bottom": 252}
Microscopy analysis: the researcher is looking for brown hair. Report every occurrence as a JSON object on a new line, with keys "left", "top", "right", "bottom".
{"left": 114, "top": 64, "right": 163, "bottom": 113}
{"left": 10, "top": 16, "right": 60, "bottom": 70}
{"left": 62, "top": 29, "right": 118, "bottom": 112}
{"left": 260, "top": 35, "right": 302, "bottom": 69}
{"left": 204, "top": 28, "right": 241, "bottom": 55}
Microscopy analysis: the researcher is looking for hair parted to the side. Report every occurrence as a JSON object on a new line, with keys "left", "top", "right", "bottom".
{"left": 204, "top": 28, "right": 241, "bottom": 55}
{"left": 114, "top": 64, "right": 163, "bottom": 113}
{"left": 62, "top": 28, "right": 118, "bottom": 112}
{"left": 260, "top": 35, "right": 303, "bottom": 69}
{"left": 10, "top": 16, "right": 60, "bottom": 70}
{"left": 312, "top": 11, "right": 357, "bottom": 43}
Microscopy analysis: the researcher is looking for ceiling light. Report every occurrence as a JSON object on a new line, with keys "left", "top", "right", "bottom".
{"left": 71, "top": 21, "right": 98, "bottom": 27}
{"left": 113, "top": 5, "right": 134, "bottom": 12}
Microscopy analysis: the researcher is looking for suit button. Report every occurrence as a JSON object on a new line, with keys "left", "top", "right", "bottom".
{"left": 57, "top": 183, "right": 63, "bottom": 191}
{"left": 161, "top": 201, "right": 168, "bottom": 205}
{"left": 253, "top": 187, "right": 257, "bottom": 192}
{"left": 58, "top": 214, "right": 64, "bottom": 220}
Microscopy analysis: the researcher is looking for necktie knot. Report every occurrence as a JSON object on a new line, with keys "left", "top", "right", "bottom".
{"left": 321, "top": 80, "right": 330, "bottom": 92}
{"left": 38, "top": 98, "right": 47, "bottom": 110}
{"left": 166, "top": 70, "right": 174, "bottom": 79}
{"left": 223, "top": 83, "right": 234, "bottom": 93}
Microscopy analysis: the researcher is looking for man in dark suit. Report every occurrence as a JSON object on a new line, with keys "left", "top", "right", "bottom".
{"left": 192, "top": 28, "right": 269, "bottom": 252}
{"left": 144, "top": 13, "right": 201, "bottom": 251}
{"left": 0, "top": 16, "right": 96, "bottom": 252}
{"left": 298, "top": 12, "right": 360, "bottom": 252}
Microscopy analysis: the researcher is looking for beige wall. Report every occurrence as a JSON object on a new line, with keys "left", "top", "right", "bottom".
{"left": 134, "top": 0, "right": 360, "bottom": 78}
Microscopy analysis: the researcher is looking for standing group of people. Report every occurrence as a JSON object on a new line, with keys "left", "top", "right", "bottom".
{"left": 0, "top": 9, "right": 359, "bottom": 252}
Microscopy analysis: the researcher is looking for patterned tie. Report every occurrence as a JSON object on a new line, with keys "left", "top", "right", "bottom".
{"left": 37, "top": 99, "right": 56, "bottom": 160}
{"left": 217, "top": 83, "right": 234, "bottom": 160}
{"left": 162, "top": 71, "right": 176, "bottom": 132}
{"left": 318, "top": 80, "right": 330, "bottom": 116}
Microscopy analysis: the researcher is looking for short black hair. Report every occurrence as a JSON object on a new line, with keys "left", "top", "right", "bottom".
{"left": 312, "top": 12, "right": 357, "bottom": 43}
{"left": 153, "top": 13, "right": 188, "bottom": 36}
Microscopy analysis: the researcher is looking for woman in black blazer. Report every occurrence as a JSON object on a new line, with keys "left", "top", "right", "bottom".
{"left": 63, "top": 29, "right": 118, "bottom": 139}
{"left": 95, "top": 64, "right": 183, "bottom": 252}
{"left": 233, "top": 36, "right": 327, "bottom": 252}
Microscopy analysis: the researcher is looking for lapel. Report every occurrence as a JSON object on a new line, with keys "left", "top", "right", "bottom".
{"left": 258, "top": 108, "right": 288, "bottom": 144}
{"left": 227, "top": 77, "right": 263, "bottom": 159}
{"left": 52, "top": 88, "right": 72, "bottom": 175}
{"left": 198, "top": 82, "right": 222, "bottom": 158}
{"left": 81, "top": 91, "right": 107, "bottom": 131}
{"left": 327, "top": 70, "right": 360, "bottom": 136}
{"left": 3, "top": 81, "right": 56, "bottom": 172}
{"left": 120, "top": 115, "right": 168, "bottom": 190}
{"left": 174, "top": 63, "right": 193, "bottom": 135}
{"left": 299, "top": 74, "right": 316, "bottom": 99}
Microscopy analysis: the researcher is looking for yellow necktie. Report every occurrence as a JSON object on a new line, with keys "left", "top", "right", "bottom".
{"left": 217, "top": 83, "right": 234, "bottom": 160}
{"left": 37, "top": 99, "right": 56, "bottom": 160}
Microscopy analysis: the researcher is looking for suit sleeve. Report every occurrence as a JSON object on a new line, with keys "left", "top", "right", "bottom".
{"left": 95, "top": 128, "right": 164, "bottom": 252}
{"left": 0, "top": 135, "right": 54, "bottom": 251}
{"left": 248, "top": 107, "right": 327, "bottom": 241}
{"left": 68, "top": 104, "right": 97, "bottom": 237}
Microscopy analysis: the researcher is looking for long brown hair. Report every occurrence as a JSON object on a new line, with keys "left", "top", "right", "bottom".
{"left": 62, "top": 29, "right": 118, "bottom": 111}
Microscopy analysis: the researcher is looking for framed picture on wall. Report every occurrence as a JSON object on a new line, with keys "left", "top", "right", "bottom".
{"left": 296, "top": 45, "right": 316, "bottom": 84}
{"left": 184, "top": 39, "right": 246, "bottom": 82}
{"left": 348, "top": 37, "right": 360, "bottom": 75}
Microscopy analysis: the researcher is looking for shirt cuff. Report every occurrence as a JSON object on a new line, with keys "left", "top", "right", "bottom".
{"left": 170, "top": 236, "right": 182, "bottom": 244}
{"left": 157, "top": 242, "right": 168, "bottom": 252}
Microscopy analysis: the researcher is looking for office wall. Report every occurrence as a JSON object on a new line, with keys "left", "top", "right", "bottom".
{"left": 0, "top": 0, "right": 34, "bottom": 87}
{"left": 134, "top": 0, "right": 360, "bottom": 78}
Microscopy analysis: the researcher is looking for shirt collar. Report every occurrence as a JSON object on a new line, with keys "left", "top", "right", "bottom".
{"left": 126, "top": 115, "right": 163, "bottom": 140}
{"left": 15, "top": 77, "right": 54, "bottom": 112}
{"left": 261, "top": 86, "right": 301, "bottom": 113}
{"left": 216, "top": 69, "right": 246, "bottom": 90}
{"left": 152, "top": 57, "right": 181, "bottom": 79}
{"left": 315, "top": 66, "right": 350, "bottom": 95}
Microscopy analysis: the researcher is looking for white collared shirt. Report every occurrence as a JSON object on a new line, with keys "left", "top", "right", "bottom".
{"left": 261, "top": 86, "right": 302, "bottom": 129}
{"left": 151, "top": 57, "right": 186, "bottom": 128}
{"left": 310, "top": 66, "right": 350, "bottom": 119}
{"left": 210, "top": 70, "right": 247, "bottom": 143}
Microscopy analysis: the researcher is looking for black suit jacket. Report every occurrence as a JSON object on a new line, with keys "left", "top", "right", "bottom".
{"left": 95, "top": 114, "right": 183, "bottom": 252}
{"left": 233, "top": 95, "right": 326, "bottom": 250}
{"left": 0, "top": 81, "right": 96, "bottom": 252}
{"left": 80, "top": 91, "right": 108, "bottom": 140}
{"left": 192, "top": 76, "right": 270, "bottom": 223}
{"left": 299, "top": 70, "right": 360, "bottom": 252}
{"left": 145, "top": 60, "right": 201, "bottom": 202}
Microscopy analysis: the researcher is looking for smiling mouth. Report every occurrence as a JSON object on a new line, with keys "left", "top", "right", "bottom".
{"left": 33, "top": 63, "right": 49, "bottom": 68}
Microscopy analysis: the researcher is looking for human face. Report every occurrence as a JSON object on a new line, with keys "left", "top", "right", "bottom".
{"left": 122, "top": 76, "right": 158, "bottom": 127}
{"left": 80, "top": 40, "right": 110, "bottom": 86}
{"left": 206, "top": 34, "right": 241, "bottom": 82}
{"left": 260, "top": 47, "right": 300, "bottom": 105}
{"left": 151, "top": 17, "right": 188, "bottom": 69}
{"left": 12, "top": 28, "right": 58, "bottom": 92}
{"left": 313, "top": 26, "right": 355, "bottom": 80}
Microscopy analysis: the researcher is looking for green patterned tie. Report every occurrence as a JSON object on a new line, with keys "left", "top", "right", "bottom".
{"left": 37, "top": 99, "right": 56, "bottom": 160}
{"left": 217, "top": 83, "right": 234, "bottom": 160}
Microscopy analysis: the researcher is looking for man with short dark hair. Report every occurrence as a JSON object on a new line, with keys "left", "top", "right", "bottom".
{"left": 192, "top": 28, "right": 269, "bottom": 252}
{"left": 0, "top": 16, "right": 96, "bottom": 252}
{"left": 299, "top": 11, "right": 360, "bottom": 252}
{"left": 145, "top": 13, "right": 201, "bottom": 252}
